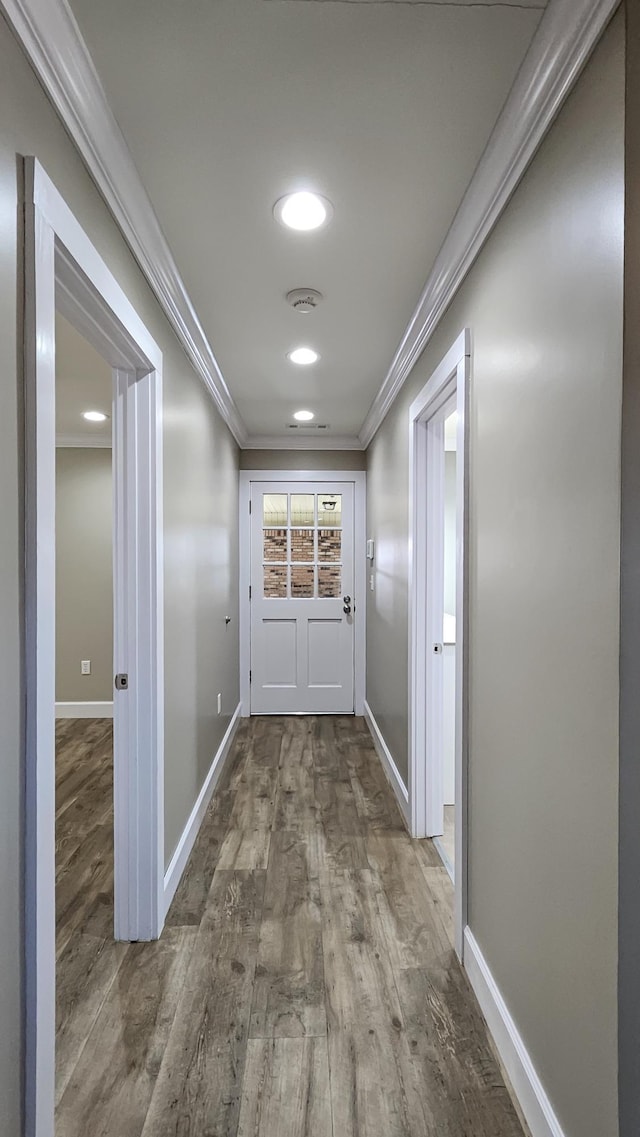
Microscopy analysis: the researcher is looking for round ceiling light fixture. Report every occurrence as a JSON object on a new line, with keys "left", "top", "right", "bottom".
{"left": 83, "top": 410, "right": 108, "bottom": 422}
{"left": 293, "top": 410, "right": 315, "bottom": 422}
{"left": 288, "top": 346, "right": 319, "bottom": 366}
{"left": 274, "top": 191, "right": 333, "bottom": 232}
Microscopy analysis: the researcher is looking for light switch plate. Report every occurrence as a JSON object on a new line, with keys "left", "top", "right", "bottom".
{"left": 81, "top": 660, "right": 91, "bottom": 675}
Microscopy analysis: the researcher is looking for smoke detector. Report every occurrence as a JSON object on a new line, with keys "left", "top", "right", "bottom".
{"left": 286, "top": 288, "right": 323, "bottom": 314}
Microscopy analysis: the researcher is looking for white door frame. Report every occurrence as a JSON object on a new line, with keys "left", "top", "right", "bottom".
{"left": 408, "top": 329, "right": 470, "bottom": 960}
{"left": 239, "top": 469, "right": 366, "bottom": 716}
{"left": 24, "top": 158, "right": 165, "bottom": 1137}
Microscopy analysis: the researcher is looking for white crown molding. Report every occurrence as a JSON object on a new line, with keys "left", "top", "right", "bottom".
{"left": 359, "top": 0, "right": 620, "bottom": 448}
{"left": 243, "top": 434, "right": 364, "bottom": 451}
{"left": 1, "top": 0, "right": 248, "bottom": 446}
{"left": 56, "top": 433, "right": 111, "bottom": 448}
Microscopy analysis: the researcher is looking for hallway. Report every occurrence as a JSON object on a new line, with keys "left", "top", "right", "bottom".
{"left": 56, "top": 715, "right": 524, "bottom": 1136}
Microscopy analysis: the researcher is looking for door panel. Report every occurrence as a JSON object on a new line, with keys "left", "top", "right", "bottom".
{"left": 261, "top": 620, "right": 297, "bottom": 687}
{"left": 250, "top": 481, "right": 354, "bottom": 714}
{"left": 307, "top": 620, "right": 343, "bottom": 688}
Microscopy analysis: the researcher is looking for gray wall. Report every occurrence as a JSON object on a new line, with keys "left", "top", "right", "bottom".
{"left": 240, "top": 448, "right": 366, "bottom": 470}
{"left": 56, "top": 448, "right": 113, "bottom": 702}
{"left": 163, "top": 370, "right": 239, "bottom": 861}
{"left": 0, "top": 15, "right": 239, "bottom": 1132}
{"left": 619, "top": 4, "right": 640, "bottom": 1133}
{"left": 366, "top": 15, "right": 623, "bottom": 1137}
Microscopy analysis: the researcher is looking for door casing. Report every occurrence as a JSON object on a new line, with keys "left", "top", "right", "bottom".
{"left": 24, "top": 158, "right": 165, "bottom": 1137}
{"left": 239, "top": 469, "right": 366, "bottom": 716}
{"left": 408, "top": 329, "right": 470, "bottom": 961}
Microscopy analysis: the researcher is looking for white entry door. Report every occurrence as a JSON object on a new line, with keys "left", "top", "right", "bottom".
{"left": 250, "top": 481, "right": 355, "bottom": 713}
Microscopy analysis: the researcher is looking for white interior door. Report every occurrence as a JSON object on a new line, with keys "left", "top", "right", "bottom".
{"left": 250, "top": 481, "right": 355, "bottom": 714}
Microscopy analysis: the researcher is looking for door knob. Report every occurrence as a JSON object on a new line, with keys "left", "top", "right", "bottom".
{"left": 343, "top": 595, "right": 352, "bottom": 615}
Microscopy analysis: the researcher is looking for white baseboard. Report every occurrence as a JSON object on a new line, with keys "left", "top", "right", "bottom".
{"left": 55, "top": 701, "right": 114, "bottom": 718}
{"left": 464, "top": 927, "right": 567, "bottom": 1137}
{"left": 163, "top": 703, "right": 242, "bottom": 917}
{"left": 363, "top": 699, "right": 410, "bottom": 827}
{"left": 433, "top": 836, "right": 454, "bottom": 884}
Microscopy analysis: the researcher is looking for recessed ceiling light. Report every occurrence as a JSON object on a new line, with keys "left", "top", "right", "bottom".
{"left": 288, "top": 347, "right": 319, "bottom": 366}
{"left": 83, "top": 410, "right": 108, "bottom": 422}
{"left": 274, "top": 191, "right": 333, "bottom": 232}
{"left": 293, "top": 410, "right": 314, "bottom": 422}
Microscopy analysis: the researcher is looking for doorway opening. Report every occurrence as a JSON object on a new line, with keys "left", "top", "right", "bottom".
{"left": 239, "top": 470, "right": 366, "bottom": 716}
{"left": 24, "top": 159, "right": 165, "bottom": 1137}
{"left": 54, "top": 314, "right": 116, "bottom": 1104}
{"left": 409, "top": 330, "right": 470, "bottom": 959}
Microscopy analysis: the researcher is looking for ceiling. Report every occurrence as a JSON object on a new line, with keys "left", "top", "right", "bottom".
{"left": 66, "top": 0, "right": 546, "bottom": 443}
{"left": 55, "top": 314, "right": 113, "bottom": 445}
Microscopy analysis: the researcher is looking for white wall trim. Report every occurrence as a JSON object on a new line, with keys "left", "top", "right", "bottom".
{"left": 55, "top": 701, "right": 113, "bottom": 718}
{"left": 464, "top": 927, "right": 567, "bottom": 1137}
{"left": 24, "top": 158, "right": 165, "bottom": 1137}
{"left": 363, "top": 700, "right": 410, "bottom": 828}
{"left": 1, "top": 0, "right": 247, "bottom": 446}
{"left": 163, "top": 703, "right": 242, "bottom": 917}
{"left": 359, "top": 0, "right": 619, "bottom": 447}
{"left": 433, "top": 837, "right": 453, "bottom": 884}
{"left": 243, "top": 434, "right": 364, "bottom": 451}
{"left": 239, "top": 470, "right": 366, "bottom": 717}
{"left": 56, "top": 433, "right": 111, "bottom": 448}
{"left": 408, "top": 330, "right": 470, "bottom": 961}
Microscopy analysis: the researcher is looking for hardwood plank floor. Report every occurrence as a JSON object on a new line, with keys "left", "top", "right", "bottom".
{"left": 55, "top": 718, "right": 114, "bottom": 959}
{"left": 56, "top": 715, "right": 525, "bottom": 1137}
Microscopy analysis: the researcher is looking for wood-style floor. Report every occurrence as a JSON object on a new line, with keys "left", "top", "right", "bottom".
{"left": 56, "top": 718, "right": 114, "bottom": 961}
{"left": 55, "top": 715, "right": 525, "bottom": 1137}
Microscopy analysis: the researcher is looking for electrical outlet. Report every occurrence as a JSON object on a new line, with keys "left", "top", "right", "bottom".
{"left": 217, "top": 692, "right": 222, "bottom": 715}
{"left": 81, "top": 660, "right": 91, "bottom": 675}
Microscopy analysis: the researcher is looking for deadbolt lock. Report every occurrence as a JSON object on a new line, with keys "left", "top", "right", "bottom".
{"left": 115, "top": 673, "right": 129, "bottom": 691}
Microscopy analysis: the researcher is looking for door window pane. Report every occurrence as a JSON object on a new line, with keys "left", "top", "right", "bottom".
{"left": 291, "top": 564, "right": 314, "bottom": 597}
{"left": 264, "top": 528, "right": 287, "bottom": 562}
{"left": 260, "top": 488, "right": 346, "bottom": 601}
{"left": 318, "top": 528, "right": 341, "bottom": 562}
{"left": 291, "top": 528, "right": 314, "bottom": 562}
{"left": 263, "top": 493, "right": 288, "bottom": 525}
{"left": 291, "top": 494, "right": 314, "bottom": 526}
{"left": 318, "top": 565, "right": 341, "bottom": 598}
{"left": 264, "top": 564, "right": 287, "bottom": 598}
{"left": 318, "top": 493, "right": 341, "bottom": 526}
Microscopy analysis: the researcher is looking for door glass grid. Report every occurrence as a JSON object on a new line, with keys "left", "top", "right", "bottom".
{"left": 262, "top": 492, "right": 343, "bottom": 599}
